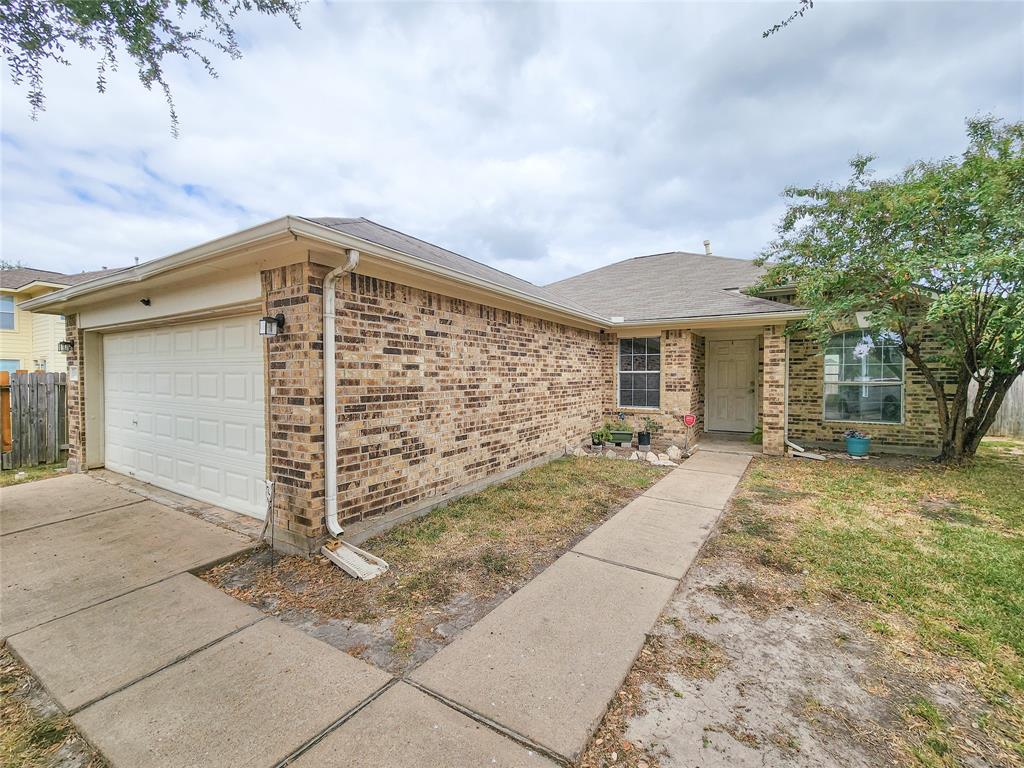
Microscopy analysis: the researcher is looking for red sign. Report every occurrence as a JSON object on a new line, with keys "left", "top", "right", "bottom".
{"left": 683, "top": 413, "right": 697, "bottom": 428}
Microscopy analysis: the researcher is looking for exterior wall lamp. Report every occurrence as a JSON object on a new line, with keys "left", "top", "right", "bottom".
{"left": 259, "top": 313, "right": 285, "bottom": 337}
{"left": 57, "top": 340, "right": 75, "bottom": 354}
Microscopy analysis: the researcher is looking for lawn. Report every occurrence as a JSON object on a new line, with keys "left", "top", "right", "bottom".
{"left": 0, "top": 649, "right": 105, "bottom": 768}
{"left": 0, "top": 463, "right": 66, "bottom": 488}
{"left": 583, "top": 438, "right": 1023, "bottom": 768}
{"left": 203, "top": 455, "right": 669, "bottom": 671}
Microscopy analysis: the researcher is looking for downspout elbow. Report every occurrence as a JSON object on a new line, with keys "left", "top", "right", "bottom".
{"left": 324, "top": 249, "right": 360, "bottom": 538}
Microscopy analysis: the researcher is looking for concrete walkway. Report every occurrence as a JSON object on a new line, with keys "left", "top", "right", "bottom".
{"left": 1, "top": 451, "right": 749, "bottom": 767}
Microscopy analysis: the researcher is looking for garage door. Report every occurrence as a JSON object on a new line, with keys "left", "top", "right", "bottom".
{"left": 103, "top": 315, "right": 267, "bottom": 519}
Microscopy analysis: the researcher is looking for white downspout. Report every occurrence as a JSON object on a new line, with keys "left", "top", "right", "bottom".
{"left": 323, "top": 249, "right": 360, "bottom": 537}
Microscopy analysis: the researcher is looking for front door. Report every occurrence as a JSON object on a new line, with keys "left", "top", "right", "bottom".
{"left": 706, "top": 339, "right": 756, "bottom": 432}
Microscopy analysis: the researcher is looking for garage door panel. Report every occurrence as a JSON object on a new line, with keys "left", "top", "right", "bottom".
{"left": 104, "top": 315, "right": 266, "bottom": 519}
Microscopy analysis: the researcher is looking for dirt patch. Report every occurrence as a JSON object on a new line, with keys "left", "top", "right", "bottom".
{"left": 0, "top": 648, "right": 106, "bottom": 768}
{"left": 202, "top": 456, "right": 669, "bottom": 673}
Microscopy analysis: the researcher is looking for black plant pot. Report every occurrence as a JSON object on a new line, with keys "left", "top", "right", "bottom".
{"left": 637, "top": 431, "right": 652, "bottom": 449}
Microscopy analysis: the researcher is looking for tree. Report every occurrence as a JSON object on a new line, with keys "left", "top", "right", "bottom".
{"left": 762, "top": 0, "right": 813, "bottom": 38}
{"left": 1, "top": 0, "right": 303, "bottom": 135}
{"left": 756, "top": 117, "right": 1024, "bottom": 462}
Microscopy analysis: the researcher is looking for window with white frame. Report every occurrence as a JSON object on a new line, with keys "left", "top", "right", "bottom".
{"left": 0, "top": 295, "right": 14, "bottom": 330}
{"left": 618, "top": 337, "right": 661, "bottom": 408}
{"left": 823, "top": 330, "right": 904, "bottom": 423}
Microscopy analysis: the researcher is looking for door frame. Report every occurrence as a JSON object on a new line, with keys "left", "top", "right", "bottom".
{"left": 705, "top": 332, "right": 759, "bottom": 433}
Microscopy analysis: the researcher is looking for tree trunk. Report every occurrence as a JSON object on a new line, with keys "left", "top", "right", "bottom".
{"left": 939, "top": 371, "right": 1019, "bottom": 462}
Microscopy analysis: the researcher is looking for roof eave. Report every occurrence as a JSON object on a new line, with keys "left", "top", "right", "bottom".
{"left": 615, "top": 309, "right": 809, "bottom": 330}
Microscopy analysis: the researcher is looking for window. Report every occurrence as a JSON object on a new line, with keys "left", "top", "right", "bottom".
{"left": 823, "top": 330, "right": 904, "bottom": 423}
{"left": 618, "top": 337, "right": 661, "bottom": 408}
{"left": 0, "top": 359, "right": 19, "bottom": 374}
{"left": 0, "top": 295, "right": 14, "bottom": 330}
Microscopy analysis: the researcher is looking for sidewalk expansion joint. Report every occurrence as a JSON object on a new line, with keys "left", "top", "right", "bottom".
{"left": 66, "top": 616, "right": 268, "bottom": 715}
{"left": 571, "top": 550, "right": 680, "bottom": 582}
{"left": 274, "top": 678, "right": 401, "bottom": 767}
{"left": 673, "top": 467, "right": 748, "bottom": 478}
{"left": 639, "top": 494, "right": 727, "bottom": 512}
{"left": 0, "top": 499, "right": 148, "bottom": 538}
{"left": 403, "top": 678, "right": 571, "bottom": 767}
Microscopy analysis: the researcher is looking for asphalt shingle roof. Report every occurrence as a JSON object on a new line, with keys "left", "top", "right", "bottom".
{"left": 0, "top": 266, "right": 123, "bottom": 291}
{"left": 305, "top": 217, "right": 603, "bottom": 318}
{"left": 545, "top": 251, "right": 798, "bottom": 321}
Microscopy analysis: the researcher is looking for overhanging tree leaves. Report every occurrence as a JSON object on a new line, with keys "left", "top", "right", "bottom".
{"left": 756, "top": 117, "right": 1024, "bottom": 462}
{"left": 1, "top": 0, "right": 303, "bottom": 135}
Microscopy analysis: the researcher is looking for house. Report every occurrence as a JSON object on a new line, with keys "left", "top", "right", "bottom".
{"left": 22, "top": 217, "right": 949, "bottom": 554}
{"left": 0, "top": 267, "right": 122, "bottom": 374}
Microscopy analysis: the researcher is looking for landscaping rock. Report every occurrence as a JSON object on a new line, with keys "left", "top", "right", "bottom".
{"left": 666, "top": 445, "right": 683, "bottom": 461}
{"left": 657, "top": 453, "right": 671, "bottom": 463}
{"left": 629, "top": 452, "right": 641, "bottom": 461}
{"left": 573, "top": 447, "right": 587, "bottom": 457}
{"left": 645, "top": 452, "right": 659, "bottom": 465}
{"left": 605, "top": 450, "right": 619, "bottom": 459}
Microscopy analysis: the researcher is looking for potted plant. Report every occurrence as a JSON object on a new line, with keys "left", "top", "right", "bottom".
{"left": 637, "top": 416, "right": 662, "bottom": 450}
{"left": 591, "top": 424, "right": 612, "bottom": 446}
{"left": 605, "top": 419, "right": 634, "bottom": 446}
{"left": 844, "top": 428, "right": 871, "bottom": 456}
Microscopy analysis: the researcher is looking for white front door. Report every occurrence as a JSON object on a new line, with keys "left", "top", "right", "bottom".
{"left": 707, "top": 339, "right": 757, "bottom": 432}
{"left": 103, "top": 315, "right": 267, "bottom": 519}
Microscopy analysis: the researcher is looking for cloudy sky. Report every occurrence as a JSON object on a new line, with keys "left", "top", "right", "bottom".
{"left": 1, "top": 1, "right": 1021, "bottom": 284}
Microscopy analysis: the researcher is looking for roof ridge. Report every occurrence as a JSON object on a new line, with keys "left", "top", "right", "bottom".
{"left": 547, "top": 249, "right": 753, "bottom": 287}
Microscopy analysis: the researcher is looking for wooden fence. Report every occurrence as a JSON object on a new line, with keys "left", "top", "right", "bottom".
{"left": 0, "top": 371, "right": 68, "bottom": 470}
{"left": 969, "top": 375, "right": 1024, "bottom": 439}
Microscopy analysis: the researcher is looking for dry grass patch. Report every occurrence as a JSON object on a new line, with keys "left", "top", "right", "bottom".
{"left": 0, "top": 463, "right": 67, "bottom": 488}
{"left": 701, "top": 438, "right": 1024, "bottom": 766}
{"left": 203, "top": 456, "right": 668, "bottom": 670}
{"left": 0, "top": 649, "right": 105, "bottom": 768}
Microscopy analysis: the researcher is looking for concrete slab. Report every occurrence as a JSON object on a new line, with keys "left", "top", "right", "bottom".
{"left": 644, "top": 467, "right": 740, "bottom": 510}
{"left": 8, "top": 573, "right": 262, "bottom": 712}
{"left": 73, "top": 620, "right": 390, "bottom": 768}
{"left": 291, "top": 683, "right": 556, "bottom": 768}
{"left": 573, "top": 496, "right": 721, "bottom": 579}
{"left": 679, "top": 451, "right": 752, "bottom": 477}
{"left": 0, "top": 474, "right": 142, "bottom": 535}
{"left": 411, "top": 552, "right": 678, "bottom": 762}
{"left": 1, "top": 501, "right": 253, "bottom": 638}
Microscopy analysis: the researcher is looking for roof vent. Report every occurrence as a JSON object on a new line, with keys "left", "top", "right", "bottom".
{"left": 703, "top": 239, "right": 712, "bottom": 256}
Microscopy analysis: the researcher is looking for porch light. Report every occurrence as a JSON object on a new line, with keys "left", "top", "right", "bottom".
{"left": 259, "top": 313, "right": 285, "bottom": 337}
{"left": 57, "top": 340, "right": 75, "bottom": 354}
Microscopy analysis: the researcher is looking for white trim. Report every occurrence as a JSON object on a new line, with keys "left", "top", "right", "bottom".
{"left": 615, "top": 334, "right": 662, "bottom": 410}
{"left": 821, "top": 329, "right": 906, "bottom": 426}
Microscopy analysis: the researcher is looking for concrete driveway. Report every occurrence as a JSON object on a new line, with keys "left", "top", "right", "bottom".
{"left": 0, "top": 473, "right": 552, "bottom": 768}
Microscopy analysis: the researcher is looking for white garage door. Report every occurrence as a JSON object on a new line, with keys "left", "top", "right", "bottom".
{"left": 103, "top": 315, "right": 267, "bottom": 519}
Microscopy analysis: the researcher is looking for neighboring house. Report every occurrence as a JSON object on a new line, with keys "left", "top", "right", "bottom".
{"left": 23, "top": 218, "right": 952, "bottom": 554}
{"left": 0, "top": 267, "right": 120, "bottom": 374}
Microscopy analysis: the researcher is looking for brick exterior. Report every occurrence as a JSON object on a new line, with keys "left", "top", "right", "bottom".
{"left": 262, "top": 261, "right": 330, "bottom": 553}
{"left": 331, "top": 273, "right": 609, "bottom": 526}
{"left": 64, "top": 314, "right": 86, "bottom": 473}
{"left": 786, "top": 328, "right": 953, "bottom": 454}
{"left": 761, "top": 324, "right": 787, "bottom": 456}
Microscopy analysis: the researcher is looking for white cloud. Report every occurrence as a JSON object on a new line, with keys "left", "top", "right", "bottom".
{"left": 2, "top": 1, "right": 1021, "bottom": 283}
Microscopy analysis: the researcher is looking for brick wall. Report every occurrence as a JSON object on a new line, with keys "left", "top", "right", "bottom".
{"left": 762, "top": 324, "right": 786, "bottom": 455}
{"left": 786, "top": 328, "right": 953, "bottom": 454}
{"left": 332, "top": 273, "right": 610, "bottom": 527}
{"left": 64, "top": 314, "right": 86, "bottom": 472}
{"left": 262, "top": 262, "right": 330, "bottom": 553}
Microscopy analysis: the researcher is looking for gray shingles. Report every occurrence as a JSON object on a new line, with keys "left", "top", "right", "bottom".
{"left": 304, "top": 217, "right": 602, "bottom": 318}
{"left": 0, "top": 266, "right": 126, "bottom": 290}
{"left": 545, "top": 251, "right": 798, "bottom": 321}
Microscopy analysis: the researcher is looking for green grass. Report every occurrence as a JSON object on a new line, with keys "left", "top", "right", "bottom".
{"left": 720, "top": 438, "right": 1024, "bottom": 763}
{"left": 0, "top": 462, "right": 66, "bottom": 488}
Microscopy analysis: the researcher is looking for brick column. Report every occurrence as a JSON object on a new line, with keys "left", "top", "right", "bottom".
{"left": 762, "top": 324, "right": 787, "bottom": 456}
{"left": 661, "top": 330, "right": 694, "bottom": 442}
{"left": 64, "top": 314, "right": 87, "bottom": 472}
{"left": 262, "top": 261, "right": 330, "bottom": 554}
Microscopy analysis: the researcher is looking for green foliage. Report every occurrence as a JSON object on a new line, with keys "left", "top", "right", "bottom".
{"left": 640, "top": 416, "right": 662, "bottom": 434}
{"left": 756, "top": 116, "right": 1024, "bottom": 459}
{"left": 1, "top": 0, "right": 303, "bottom": 135}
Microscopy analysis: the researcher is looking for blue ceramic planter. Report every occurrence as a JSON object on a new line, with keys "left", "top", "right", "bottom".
{"left": 846, "top": 436, "right": 871, "bottom": 456}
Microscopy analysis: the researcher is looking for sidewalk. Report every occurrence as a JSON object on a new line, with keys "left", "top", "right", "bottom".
{"left": 3, "top": 451, "right": 750, "bottom": 767}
